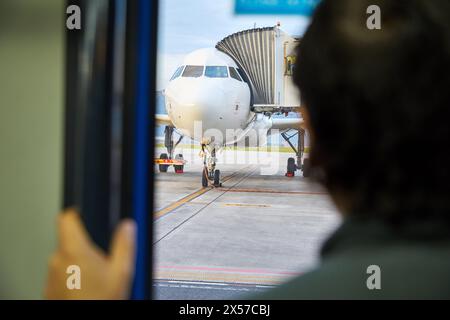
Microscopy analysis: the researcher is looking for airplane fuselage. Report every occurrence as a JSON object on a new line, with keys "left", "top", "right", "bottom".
{"left": 164, "top": 48, "right": 252, "bottom": 148}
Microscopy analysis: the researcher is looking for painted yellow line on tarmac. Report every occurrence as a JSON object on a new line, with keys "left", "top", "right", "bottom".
{"left": 217, "top": 188, "right": 327, "bottom": 196}
{"left": 153, "top": 167, "right": 251, "bottom": 220}
{"left": 154, "top": 187, "right": 211, "bottom": 219}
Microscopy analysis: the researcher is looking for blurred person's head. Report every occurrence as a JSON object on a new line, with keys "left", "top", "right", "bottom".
{"left": 295, "top": 0, "right": 450, "bottom": 224}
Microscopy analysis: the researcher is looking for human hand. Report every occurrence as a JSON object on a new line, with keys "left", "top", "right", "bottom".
{"left": 45, "top": 209, "right": 136, "bottom": 299}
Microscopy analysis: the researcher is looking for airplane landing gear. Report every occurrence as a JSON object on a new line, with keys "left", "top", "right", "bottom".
{"left": 201, "top": 145, "right": 222, "bottom": 187}
{"left": 202, "top": 167, "right": 209, "bottom": 187}
{"left": 158, "top": 126, "right": 184, "bottom": 173}
{"left": 213, "top": 169, "right": 221, "bottom": 187}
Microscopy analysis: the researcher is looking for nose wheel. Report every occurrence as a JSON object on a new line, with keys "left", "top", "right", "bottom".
{"left": 201, "top": 145, "right": 222, "bottom": 187}
{"left": 202, "top": 167, "right": 209, "bottom": 187}
{"left": 202, "top": 167, "right": 221, "bottom": 187}
{"left": 213, "top": 169, "right": 221, "bottom": 187}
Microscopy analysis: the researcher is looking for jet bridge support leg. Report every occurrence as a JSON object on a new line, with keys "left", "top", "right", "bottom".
{"left": 282, "top": 129, "right": 311, "bottom": 178}
{"left": 302, "top": 129, "right": 311, "bottom": 177}
{"left": 297, "top": 129, "right": 305, "bottom": 171}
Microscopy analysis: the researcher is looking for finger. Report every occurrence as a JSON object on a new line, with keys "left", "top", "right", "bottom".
{"left": 110, "top": 219, "right": 136, "bottom": 283}
{"left": 57, "top": 208, "right": 92, "bottom": 254}
{"left": 45, "top": 253, "right": 65, "bottom": 299}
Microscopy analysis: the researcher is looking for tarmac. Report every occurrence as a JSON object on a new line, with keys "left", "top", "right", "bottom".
{"left": 153, "top": 147, "right": 341, "bottom": 299}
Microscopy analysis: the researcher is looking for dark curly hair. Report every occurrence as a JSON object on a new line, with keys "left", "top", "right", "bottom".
{"left": 294, "top": 0, "right": 450, "bottom": 224}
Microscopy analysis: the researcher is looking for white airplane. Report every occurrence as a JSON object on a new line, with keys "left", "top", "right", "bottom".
{"left": 156, "top": 47, "right": 308, "bottom": 187}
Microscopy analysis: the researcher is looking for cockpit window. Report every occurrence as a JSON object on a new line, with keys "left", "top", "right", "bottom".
{"left": 170, "top": 65, "right": 184, "bottom": 81}
{"left": 205, "top": 66, "right": 228, "bottom": 78}
{"left": 229, "top": 67, "right": 242, "bottom": 82}
{"left": 237, "top": 68, "right": 247, "bottom": 81}
{"left": 182, "top": 65, "right": 204, "bottom": 78}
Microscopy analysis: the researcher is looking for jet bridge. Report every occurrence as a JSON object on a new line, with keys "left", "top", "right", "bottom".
{"left": 216, "top": 26, "right": 310, "bottom": 177}
{"left": 216, "top": 25, "right": 301, "bottom": 112}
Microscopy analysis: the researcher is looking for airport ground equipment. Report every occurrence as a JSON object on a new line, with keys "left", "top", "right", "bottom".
{"left": 155, "top": 125, "right": 186, "bottom": 173}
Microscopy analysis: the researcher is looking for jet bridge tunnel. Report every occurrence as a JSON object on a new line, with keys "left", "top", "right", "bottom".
{"left": 216, "top": 26, "right": 301, "bottom": 109}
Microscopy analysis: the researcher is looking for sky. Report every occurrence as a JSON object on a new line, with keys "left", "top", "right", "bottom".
{"left": 156, "top": 0, "right": 311, "bottom": 90}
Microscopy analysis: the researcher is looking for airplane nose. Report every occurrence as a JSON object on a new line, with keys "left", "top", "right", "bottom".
{"left": 170, "top": 81, "right": 226, "bottom": 125}
{"left": 183, "top": 85, "right": 225, "bottom": 116}
{"left": 165, "top": 78, "right": 236, "bottom": 143}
